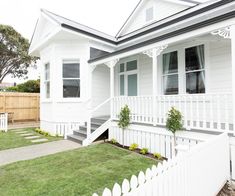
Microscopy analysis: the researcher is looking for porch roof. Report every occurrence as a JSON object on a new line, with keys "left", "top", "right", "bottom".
{"left": 88, "top": 0, "right": 235, "bottom": 64}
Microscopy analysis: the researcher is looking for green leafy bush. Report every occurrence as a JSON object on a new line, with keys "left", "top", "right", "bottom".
{"left": 140, "top": 148, "right": 148, "bottom": 155}
{"left": 129, "top": 143, "right": 138, "bottom": 151}
{"left": 153, "top": 153, "right": 162, "bottom": 160}
{"left": 110, "top": 138, "right": 117, "bottom": 144}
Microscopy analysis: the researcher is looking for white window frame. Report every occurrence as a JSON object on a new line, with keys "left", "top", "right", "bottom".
{"left": 44, "top": 63, "right": 50, "bottom": 99}
{"left": 118, "top": 57, "right": 139, "bottom": 96}
{"left": 62, "top": 59, "right": 81, "bottom": 99}
{"left": 161, "top": 50, "right": 179, "bottom": 95}
{"left": 184, "top": 44, "right": 206, "bottom": 94}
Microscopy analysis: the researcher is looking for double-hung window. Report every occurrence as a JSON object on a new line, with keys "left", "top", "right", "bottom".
{"left": 185, "top": 45, "right": 205, "bottom": 94}
{"left": 63, "top": 60, "right": 80, "bottom": 98}
{"left": 44, "top": 63, "right": 50, "bottom": 98}
{"left": 162, "top": 51, "right": 178, "bottom": 95}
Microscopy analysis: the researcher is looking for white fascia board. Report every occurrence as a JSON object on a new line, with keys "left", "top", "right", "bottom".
{"left": 164, "top": 0, "right": 196, "bottom": 7}
{"left": 116, "top": 0, "right": 145, "bottom": 38}
{"left": 41, "top": 11, "right": 60, "bottom": 26}
{"left": 117, "top": 0, "right": 222, "bottom": 43}
{"left": 61, "top": 28, "right": 117, "bottom": 47}
{"left": 117, "top": 1, "right": 234, "bottom": 48}
{"left": 29, "top": 26, "right": 61, "bottom": 56}
{"left": 90, "top": 18, "right": 235, "bottom": 66}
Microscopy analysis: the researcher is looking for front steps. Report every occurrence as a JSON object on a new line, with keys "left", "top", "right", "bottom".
{"left": 67, "top": 116, "right": 109, "bottom": 144}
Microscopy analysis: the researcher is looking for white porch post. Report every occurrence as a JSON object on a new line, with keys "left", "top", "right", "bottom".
{"left": 143, "top": 45, "right": 167, "bottom": 125}
{"left": 231, "top": 25, "right": 235, "bottom": 134}
{"left": 104, "top": 59, "right": 119, "bottom": 119}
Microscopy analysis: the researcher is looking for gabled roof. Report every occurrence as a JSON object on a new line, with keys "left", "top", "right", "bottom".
{"left": 41, "top": 9, "right": 117, "bottom": 44}
{"left": 115, "top": 0, "right": 201, "bottom": 38}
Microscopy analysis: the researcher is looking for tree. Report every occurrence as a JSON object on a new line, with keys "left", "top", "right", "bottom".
{"left": 118, "top": 105, "right": 131, "bottom": 147}
{"left": 166, "top": 107, "right": 183, "bottom": 155}
{"left": 6, "top": 79, "right": 40, "bottom": 93}
{"left": 0, "top": 24, "right": 38, "bottom": 83}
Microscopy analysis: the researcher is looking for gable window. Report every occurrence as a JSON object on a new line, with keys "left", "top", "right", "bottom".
{"left": 63, "top": 60, "right": 80, "bottom": 98}
{"left": 44, "top": 63, "right": 50, "bottom": 99}
{"left": 119, "top": 60, "right": 138, "bottom": 96}
{"left": 185, "top": 45, "right": 205, "bottom": 94}
{"left": 162, "top": 51, "right": 178, "bottom": 95}
{"left": 146, "top": 7, "right": 154, "bottom": 22}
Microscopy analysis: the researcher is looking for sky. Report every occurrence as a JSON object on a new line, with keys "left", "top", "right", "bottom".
{"left": 1, "top": 0, "right": 209, "bottom": 83}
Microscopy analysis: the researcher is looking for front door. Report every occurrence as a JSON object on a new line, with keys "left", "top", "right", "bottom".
{"left": 119, "top": 59, "right": 138, "bottom": 96}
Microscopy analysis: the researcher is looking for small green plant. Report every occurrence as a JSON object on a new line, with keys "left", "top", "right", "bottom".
{"left": 35, "top": 128, "right": 51, "bottom": 137}
{"left": 140, "top": 148, "right": 148, "bottom": 155}
{"left": 166, "top": 107, "right": 183, "bottom": 154}
{"left": 118, "top": 105, "right": 131, "bottom": 147}
{"left": 153, "top": 153, "right": 162, "bottom": 160}
{"left": 110, "top": 138, "right": 117, "bottom": 144}
{"left": 129, "top": 143, "right": 138, "bottom": 151}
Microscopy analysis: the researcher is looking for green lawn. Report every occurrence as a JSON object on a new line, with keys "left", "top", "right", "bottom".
{"left": 0, "top": 143, "right": 157, "bottom": 196}
{"left": 0, "top": 128, "right": 61, "bottom": 151}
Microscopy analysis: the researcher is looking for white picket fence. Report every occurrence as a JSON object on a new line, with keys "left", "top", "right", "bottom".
{"left": 109, "top": 124, "right": 203, "bottom": 159}
{"left": 94, "top": 133, "right": 230, "bottom": 196}
{"left": 0, "top": 113, "right": 8, "bottom": 132}
{"left": 113, "top": 93, "right": 233, "bottom": 132}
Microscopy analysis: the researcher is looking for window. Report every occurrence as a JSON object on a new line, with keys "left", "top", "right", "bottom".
{"left": 44, "top": 63, "right": 50, "bottom": 98}
{"left": 119, "top": 60, "right": 138, "bottom": 96}
{"left": 146, "top": 7, "right": 154, "bottom": 22}
{"left": 185, "top": 45, "right": 205, "bottom": 94}
{"left": 162, "top": 51, "right": 178, "bottom": 95}
{"left": 63, "top": 60, "right": 80, "bottom": 98}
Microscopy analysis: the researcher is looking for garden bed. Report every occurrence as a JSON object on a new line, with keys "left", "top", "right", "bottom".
{"left": 107, "top": 140, "right": 167, "bottom": 162}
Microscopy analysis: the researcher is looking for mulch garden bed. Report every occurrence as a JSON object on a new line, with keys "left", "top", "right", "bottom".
{"left": 107, "top": 141, "right": 167, "bottom": 162}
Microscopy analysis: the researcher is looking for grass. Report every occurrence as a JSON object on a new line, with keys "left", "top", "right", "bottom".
{"left": 0, "top": 128, "right": 62, "bottom": 151}
{"left": 0, "top": 143, "right": 157, "bottom": 196}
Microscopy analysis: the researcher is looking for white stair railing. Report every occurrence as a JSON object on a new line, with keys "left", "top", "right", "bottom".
{"left": 86, "top": 98, "right": 112, "bottom": 139}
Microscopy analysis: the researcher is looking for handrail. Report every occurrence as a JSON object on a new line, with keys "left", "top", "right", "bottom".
{"left": 91, "top": 97, "right": 112, "bottom": 114}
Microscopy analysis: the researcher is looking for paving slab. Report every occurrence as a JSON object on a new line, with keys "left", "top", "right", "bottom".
{"left": 0, "top": 140, "right": 81, "bottom": 166}
{"left": 15, "top": 131, "right": 29, "bottom": 134}
{"left": 20, "top": 133, "right": 34, "bottom": 136}
{"left": 25, "top": 136, "right": 40, "bottom": 139}
{"left": 31, "top": 138, "right": 48, "bottom": 143}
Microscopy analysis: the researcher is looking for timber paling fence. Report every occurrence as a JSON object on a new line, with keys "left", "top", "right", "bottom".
{"left": 0, "top": 92, "right": 40, "bottom": 122}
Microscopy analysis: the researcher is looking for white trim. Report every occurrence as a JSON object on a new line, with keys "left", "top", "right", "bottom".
{"left": 90, "top": 19, "right": 235, "bottom": 67}
{"left": 118, "top": 56, "right": 139, "bottom": 96}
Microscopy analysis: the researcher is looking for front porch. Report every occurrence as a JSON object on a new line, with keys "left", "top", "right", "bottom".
{"left": 90, "top": 26, "right": 235, "bottom": 134}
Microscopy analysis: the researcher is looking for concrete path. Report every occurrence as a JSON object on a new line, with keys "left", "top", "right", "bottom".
{"left": 0, "top": 140, "right": 81, "bottom": 166}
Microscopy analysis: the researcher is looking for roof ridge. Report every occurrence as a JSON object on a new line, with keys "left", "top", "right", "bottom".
{"left": 41, "top": 8, "right": 116, "bottom": 40}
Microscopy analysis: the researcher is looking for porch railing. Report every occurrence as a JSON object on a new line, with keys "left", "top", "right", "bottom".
{"left": 113, "top": 93, "right": 233, "bottom": 132}
{"left": 0, "top": 113, "right": 8, "bottom": 132}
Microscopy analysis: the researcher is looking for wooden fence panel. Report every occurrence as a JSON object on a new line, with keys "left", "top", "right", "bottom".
{"left": 0, "top": 92, "right": 40, "bottom": 122}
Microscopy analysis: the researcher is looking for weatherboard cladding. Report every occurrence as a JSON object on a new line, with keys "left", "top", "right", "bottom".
{"left": 88, "top": 10, "right": 235, "bottom": 63}
{"left": 51, "top": 0, "right": 234, "bottom": 63}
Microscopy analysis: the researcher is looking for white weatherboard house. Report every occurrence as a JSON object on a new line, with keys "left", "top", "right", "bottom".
{"left": 30, "top": 0, "right": 235, "bottom": 183}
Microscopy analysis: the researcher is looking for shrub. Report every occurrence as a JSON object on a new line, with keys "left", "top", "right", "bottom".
{"left": 153, "top": 153, "right": 162, "bottom": 160}
{"left": 110, "top": 138, "right": 117, "bottom": 144}
{"left": 140, "top": 148, "right": 148, "bottom": 155}
{"left": 129, "top": 143, "right": 138, "bottom": 151}
{"left": 118, "top": 105, "right": 131, "bottom": 147}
